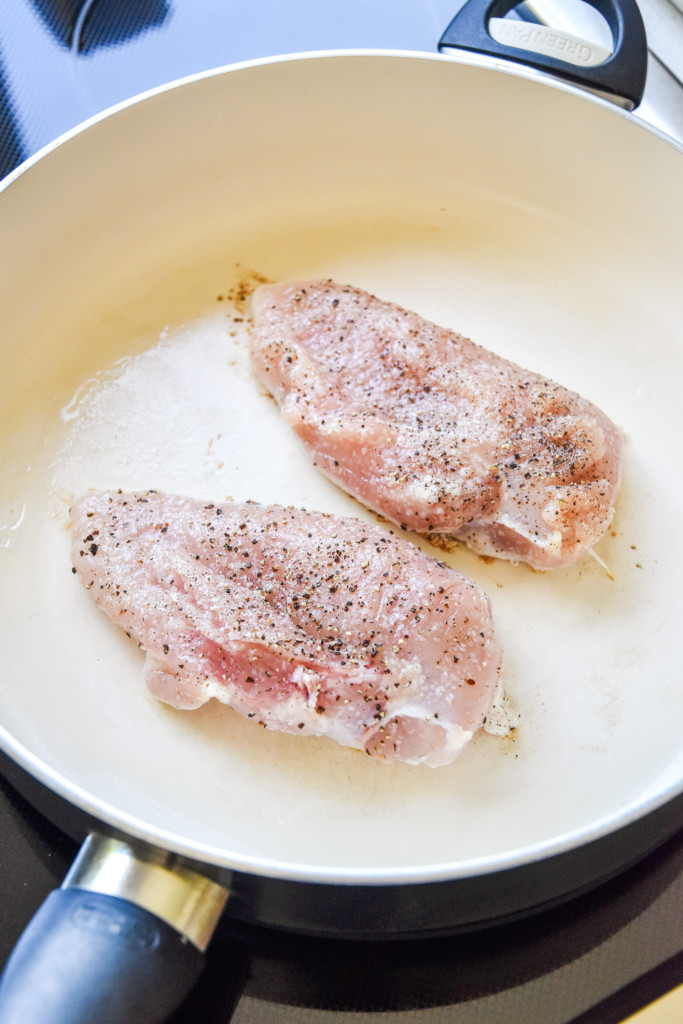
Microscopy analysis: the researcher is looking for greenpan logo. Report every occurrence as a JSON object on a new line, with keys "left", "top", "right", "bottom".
{"left": 71, "top": 897, "right": 160, "bottom": 951}
{"left": 488, "top": 19, "right": 610, "bottom": 68}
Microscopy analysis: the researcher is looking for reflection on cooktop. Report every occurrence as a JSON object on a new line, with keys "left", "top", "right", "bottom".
{"left": 30, "top": 0, "right": 170, "bottom": 53}
{"left": 0, "top": 59, "right": 23, "bottom": 178}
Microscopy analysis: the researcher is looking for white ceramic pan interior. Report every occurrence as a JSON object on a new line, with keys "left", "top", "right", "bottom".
{"left": 0, "top": 52, "right": 681, "bottom": 885}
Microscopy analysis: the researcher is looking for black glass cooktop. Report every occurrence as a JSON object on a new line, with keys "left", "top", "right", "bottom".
{"left": 0, "top": 0, "right": 462, "bottom": 179}
{"left": 1, "top": 2, "right": 682, "bottom": 1021}
{"left": 2, "top": 761, "right": 683, "bottom": 1023}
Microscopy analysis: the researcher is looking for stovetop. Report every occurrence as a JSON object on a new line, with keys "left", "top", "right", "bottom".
{"left": 1, "top": 2, "right": 682, "bottom": 1022}
{"left": 2, "top": 763, "right": 683, "bottom": 1024}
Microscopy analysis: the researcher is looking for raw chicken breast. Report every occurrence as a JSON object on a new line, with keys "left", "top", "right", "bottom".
{"left": 249, "top": 281, "right": 623, "bottom": 570}
{"left": 70, "top": 491, "right": 505, "bottom": 767}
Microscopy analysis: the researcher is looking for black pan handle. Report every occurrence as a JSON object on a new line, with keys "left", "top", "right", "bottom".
{"left": 0, "top": 833, "right": 229, "bottom": 1024}
{"left": 439, "top": 0, "right": 648, "bottom": 110}
{"left": 0, "top": 889, "right": 204, "bottom": 1024}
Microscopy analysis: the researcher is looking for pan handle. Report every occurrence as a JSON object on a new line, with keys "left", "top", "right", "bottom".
{"left": 438, "top": 0, "right": 647, "bottom": 110}
{"left": 0, "top": 833, "right": 229, "bottom": 1024}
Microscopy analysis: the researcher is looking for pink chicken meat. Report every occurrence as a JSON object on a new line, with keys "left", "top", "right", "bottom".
{"left": 70, "top": 490, "right": 504, "bottom": 767}
{"left": 249, "top": 281, "right": 623, "bottom": 570}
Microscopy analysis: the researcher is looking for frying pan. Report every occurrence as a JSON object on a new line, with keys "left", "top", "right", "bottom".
{"left": 1, "top": 1, "right": 682, "bottom": 1020}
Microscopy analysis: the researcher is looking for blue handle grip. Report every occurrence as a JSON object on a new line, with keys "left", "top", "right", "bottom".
{"left": 439, "top": 0, "right": 648, "bottom": 110}
{"left": 0, "top": 888, "right": 205, "bottom": 1024}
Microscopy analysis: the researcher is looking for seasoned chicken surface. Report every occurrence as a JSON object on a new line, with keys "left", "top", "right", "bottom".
{"left": 71, "top": 491, "right": 504, "bottom": 767}
{"left": 250, "top": 281, "right": 622, "bottom": 570}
